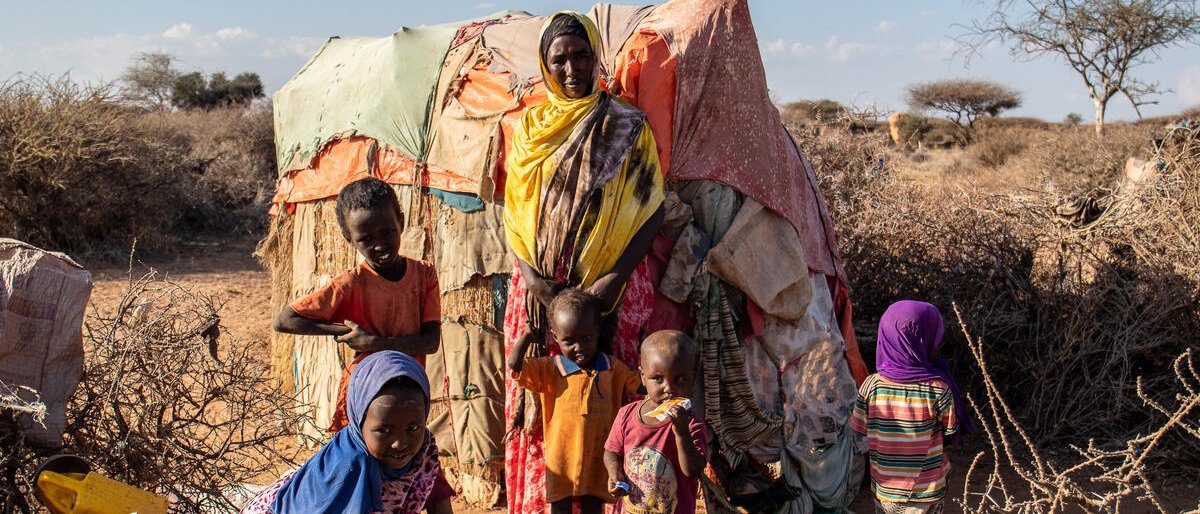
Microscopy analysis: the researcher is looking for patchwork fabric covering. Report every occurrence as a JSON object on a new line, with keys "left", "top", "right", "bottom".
{"left": 268, "top": 0, "right": 866, "bottom": 510}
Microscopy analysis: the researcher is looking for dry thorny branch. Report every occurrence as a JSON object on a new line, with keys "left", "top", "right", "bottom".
{"left": 953, "top": 304, "right": 1200, "bottom": 514}
{"left": 1, "top": 269, "right": 311, "bottom": 513}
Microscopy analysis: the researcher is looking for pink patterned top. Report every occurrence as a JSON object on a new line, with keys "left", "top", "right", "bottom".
{"left": 240, "top": 438, "right": 441, "bottom": 514}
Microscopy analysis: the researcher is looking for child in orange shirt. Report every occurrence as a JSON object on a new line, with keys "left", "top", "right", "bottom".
{"left": 508, "top": 288, "right": 645, "bottom": 514}
{"left": 273, "top": 177, "right": 451, "bottom": 513}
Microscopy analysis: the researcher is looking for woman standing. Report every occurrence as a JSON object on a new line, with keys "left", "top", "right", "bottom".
{"left": 502, "top": 11, "right": 665, "bottom": 514}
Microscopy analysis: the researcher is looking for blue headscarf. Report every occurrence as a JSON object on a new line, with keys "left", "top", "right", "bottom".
{"left": 271, "top": 351, "right": 431, "bottom": 514}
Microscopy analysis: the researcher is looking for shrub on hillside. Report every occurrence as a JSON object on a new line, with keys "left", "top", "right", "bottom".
{"left": 138, "top": 106, "right": 276, "bottom": 234}
{"left": 0, "top": 76, "right": 193, "bottom": 257}
{"left": 796, "top": 116, "right": 1200, "bottom": 462}
{"left": 969, "top": 128, "right": 1028, "bottom": 168}
{"left": 779, "top": 99, "right": 846, "bottom": 125}
{"left": 0, "top": 75, "right": 276, "bottom": 259}
{"left": 1026, "top": 124, "right": 1151, "bottom": 194}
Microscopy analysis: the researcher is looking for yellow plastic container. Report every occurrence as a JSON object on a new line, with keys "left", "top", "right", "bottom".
{"left": 35, "top": 471, "right": 168, "bottom": 514}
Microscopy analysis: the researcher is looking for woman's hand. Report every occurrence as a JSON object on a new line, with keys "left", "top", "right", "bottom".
{"left": 587, "top": 272, "right": 627, "bottom": 308}
{"left": 518, "top": 258, "right": 562, "bottom": 307}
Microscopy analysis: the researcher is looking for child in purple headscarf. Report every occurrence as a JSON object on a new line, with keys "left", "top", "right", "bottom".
{"left": 240, "top": 350, "right": 444, "bottom": 514}
{"left": 849, "top": 301, "right": 968, "bottom": 514}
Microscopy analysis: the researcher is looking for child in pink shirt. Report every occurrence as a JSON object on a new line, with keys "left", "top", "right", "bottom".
{"left": 604, "top": 330, "right": 707, "bottom": 514}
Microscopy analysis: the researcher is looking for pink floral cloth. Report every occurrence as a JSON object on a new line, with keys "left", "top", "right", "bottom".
{"left": 240, "top": 436, "right": 441, "bottom": 514}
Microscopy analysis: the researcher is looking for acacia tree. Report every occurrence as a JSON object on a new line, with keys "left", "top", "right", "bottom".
{"left": 120, "top": 52, "right": 180, "bottom": 111}
{"left": 906, "top": 78, "right": 1022, "bottom": 142}
{"left": 171, "top": 71, "right": 264, "bottom": 110}
{"left": 962, "top": 0, "right": 1200, "bottom": 134}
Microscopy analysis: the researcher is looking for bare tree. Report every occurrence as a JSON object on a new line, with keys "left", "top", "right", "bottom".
{"left": 906, "top": 78, "right": 1022, "bottom": 142}
{"left": 120, "top": 52, "right": 179, "bottom": 111}
{"left": 961, "top": 0, "right": 1200, "bottom": 134}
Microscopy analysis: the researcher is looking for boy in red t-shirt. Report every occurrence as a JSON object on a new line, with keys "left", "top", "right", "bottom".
{"left": 274, "top": 177, "right": 451, "bottom": 513}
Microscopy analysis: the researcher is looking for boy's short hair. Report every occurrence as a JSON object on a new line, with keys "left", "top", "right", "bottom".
{"left": 549, "top": 287, "right": 603, "bottom": 324}
{"left": 641, "top": 330, "right": 697, "bottom": 365}
{"left": 335, "top": 177, "right": 404, "bottom": 240}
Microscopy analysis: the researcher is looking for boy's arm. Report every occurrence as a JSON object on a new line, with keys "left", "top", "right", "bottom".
{"left": 344, "top": 321, "right": 440, "bottom": 355}
{"left": 506, "top": 325, "right": 536, "bottom": 373}
{"left": 603, "top": 450, "right": 628, "bottom": 496}
{"left": 668, "top": 405, "right": 706, "bottom": 478}
{"left": 274, "top": 306, "right": 351, "bottom": 337}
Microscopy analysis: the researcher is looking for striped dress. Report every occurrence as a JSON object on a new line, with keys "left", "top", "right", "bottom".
{"left": 850, "top": 374, "right": 958, "bottom": 504}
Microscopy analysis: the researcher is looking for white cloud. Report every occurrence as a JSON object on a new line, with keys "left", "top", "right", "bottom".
{"left": 263, "top": 36, "right": 326, "bottom": 59}
{"left": 876, "top": 20, "right": 899, "bottom": 34}
{"left": 824, "top": 36, "right": 883, "bottom": 62}
{"left": 915, "top": 39, "right": 958, "bottom": 62}
{"left": 162, "top": 23, "right": 193, "bottom": 39}
{"left": 790, "top": 42, "right": 817, "bottom": 58}
{"left": 215, "top": 27, "right": 255, "bottom": 40}
{"left": 0, "top": 23, "right": 331, "bottom": 93}
{"left": 763, "top": 37, "right": 785, "bottom": 54}
{"left": 1178, "top": 64, "right": 1200, "bottom": 106}
{"left": 758, "top": 36, "right": 884, "bottom": 61}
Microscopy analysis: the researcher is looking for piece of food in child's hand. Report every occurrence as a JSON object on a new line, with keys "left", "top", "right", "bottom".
{"left": 648, "top": 397, "right": 691, "bottom": 421}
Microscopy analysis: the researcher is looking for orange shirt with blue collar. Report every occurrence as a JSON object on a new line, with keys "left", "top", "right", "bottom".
{"left": 514, "top": 352, "right": 642, "bottom": 503}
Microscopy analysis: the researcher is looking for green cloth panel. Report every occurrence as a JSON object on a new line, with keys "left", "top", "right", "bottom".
{"left": 273, "top": 11, "right": 516, "bottom": 174}
{"left": 429, "top": 188, "right": 485, "bottom": 213}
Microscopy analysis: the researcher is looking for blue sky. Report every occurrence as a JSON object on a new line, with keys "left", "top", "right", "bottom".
{"left": 3, "top": 1, "right": 1197, "bottom": 121}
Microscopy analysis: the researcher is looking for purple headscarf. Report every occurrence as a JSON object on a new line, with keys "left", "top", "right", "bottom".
{"left": 271, "top": 351, "right": 433, "bottom": 514}
{"left": 876, "top": 300, "right": 971, "bottom": 437}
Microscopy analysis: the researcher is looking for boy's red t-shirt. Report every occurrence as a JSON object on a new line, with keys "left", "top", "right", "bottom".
{"left": 289, "top": 258, "right": 440, "bottom": 433}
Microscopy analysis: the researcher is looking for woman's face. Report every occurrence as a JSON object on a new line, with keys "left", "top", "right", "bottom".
{"left": 545, "top": 34, "right": 594, "bottom": 99}
{"left": 362, "top": 383, "right": 427, "bottom": 470}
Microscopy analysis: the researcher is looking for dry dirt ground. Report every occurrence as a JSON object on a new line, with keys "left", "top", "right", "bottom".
{"left": 84, "top": 239, "right": 1197, "bottom": 513}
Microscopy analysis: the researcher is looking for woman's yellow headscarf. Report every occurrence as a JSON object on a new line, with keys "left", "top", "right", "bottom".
{"left": 504, "top": 11, "right": 664, "bottom": 290}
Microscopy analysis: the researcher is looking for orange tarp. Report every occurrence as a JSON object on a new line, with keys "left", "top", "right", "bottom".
{"left": 271, "top": 136, "right": 478, "bottom": 212}
{"left": 611, "top": 30, "right": 677, "bottom": 176}
{"left": 271, "top": 61, "right": 547, "bottom": 212}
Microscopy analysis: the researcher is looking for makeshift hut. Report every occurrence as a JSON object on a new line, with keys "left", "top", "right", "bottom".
{"left": 264, "top": 0, "right": 868, "bottom": 511}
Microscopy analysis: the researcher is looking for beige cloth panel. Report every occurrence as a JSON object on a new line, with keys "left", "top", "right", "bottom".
{"left": 0, "top": 239, "right": 91, "bottom": 446}
{"left": 706, "top": 198, "right": 812, "bottom": 321}
{"left": 428, "top": 42, "right": 507, "bottom": 201}
{"left": 481, "top": 14, "right": 545, "bottom": 84}
{"left": 427, "top": 321, "right": 505, "bottom": 471}
{"left": 289, "top": 201, "right": 357, "bottom": 443}
{"left": 426, "top": 96, "right": 503, "bottom": 201}
{"left": 588, "top": 3, "right": 656, "bottom": 82}
{"left": 433, "top": 203, "right": 513, "bottom": 293}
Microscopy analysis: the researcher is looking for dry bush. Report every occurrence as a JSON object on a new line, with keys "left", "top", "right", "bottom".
{"left": 805, "top": 112, "right": 1200, "bottom": 464}
{"left": 137, "top": 106, "right": 276, "bottom": 235}
{"left": 66, "top": 269, "right": 310, "bottom": 512}
{"left": 970, "top": 128, "right": 1029, "bottom": 168}
{"left": 0, "top": 75, "right": 193, "bottom": 258}
{"left": 0, "top": 386, "right": 45, "bottom": 513}
{"left": 1, "top": 270, "right": 309, "bottom": 513}
{"left": 779, "top": 99, "right": 847, "bottom": 125}
{"left": 1023, "top": 124, "right": 1153, "bottom": 194}
{"left": 955, "top": 305, "right": 1200, "bottom": 513}
{"left": 0, "top": 74, "right": 276, "bottom": 261}
{"left": 974, "top": 116, "right": 1054, "bottom": 131}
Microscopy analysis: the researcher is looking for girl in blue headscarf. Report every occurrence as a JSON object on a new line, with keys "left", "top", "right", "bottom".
{"left": 241, "top": 350, "right": 442, "bottom": 514}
